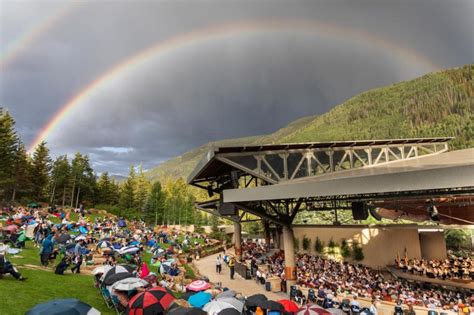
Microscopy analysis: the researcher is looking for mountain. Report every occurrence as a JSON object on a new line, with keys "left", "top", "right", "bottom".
{"left": 146, "top": 64, "right": 474, "bottom": 181}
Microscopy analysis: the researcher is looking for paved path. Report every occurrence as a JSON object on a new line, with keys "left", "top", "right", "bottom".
{"left": 193, "top": 252, "right": 287, "bottom": 301}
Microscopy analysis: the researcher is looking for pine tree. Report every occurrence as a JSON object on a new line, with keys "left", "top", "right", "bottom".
{"left": 0, "top": 109, "right": 18, "bottom": 200}
{"left": 119, "top": 165, "right": 136, "bottom": 211}
{"left": 144, "top": 181, "right": 166, "bottom": 225}
{"left": 135, "top": 164, "right": 151, "bottom": 212}
{"left": 97, "top": 172, "right": 119, "bottom": 205}
{"left": 30, "top": 141, "right": 52, "bottom": 201}
{"left": 10, "top": 141, "right": 32, "bottom": 202}
{"left": 50, "top": 155, "right": 71, "bottom": 206}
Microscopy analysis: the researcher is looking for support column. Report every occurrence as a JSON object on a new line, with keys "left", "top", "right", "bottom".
{"left": 283, "top": 225, "right": 296, "bottom": 293}
{"left": 263, "top": 220, "right": 271, "bottom": 246}
{"left": 234, "top": 221, "right": 242, "bottom": 262}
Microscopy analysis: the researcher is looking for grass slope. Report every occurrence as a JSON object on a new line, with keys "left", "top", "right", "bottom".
{"left": 1, "top": 243, "right": 114, "bottom": 315}
{"left": 146, "top": 64, "right": 474, "bottom": 181}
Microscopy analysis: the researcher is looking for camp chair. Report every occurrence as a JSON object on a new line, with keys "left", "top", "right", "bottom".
{"left": 307, "top": 288, "right": 316, "bottom": 303}
{"left": 289, "top": 285, "right": 297, "bottom": 301}
{"left": 111, "top": 295, "right": 126, "bottom": 315}
{"left": 100, "top": 286, "right": 114, "bottom": 309}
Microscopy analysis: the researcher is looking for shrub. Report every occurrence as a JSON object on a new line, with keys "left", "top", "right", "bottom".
{"left": 352, "top": 242, "right": 364, "bottom": 261}
{"left": 302, "top": 235, "right": 311, "bottom": 251}
{"left": 294, "top": 237, "right": 300, "bottom": 251}
{"left": 314, "top": 237, "right": 324, "bottom": 254}
{"left": 328, "top": 238, "right": 338, "bottom": 254}
{"left": 340, "top": 239, "right": 351, "bottom": 259}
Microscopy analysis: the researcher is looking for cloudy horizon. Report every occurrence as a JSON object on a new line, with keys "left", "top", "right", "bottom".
{"left": 1, "top": 0, "right": 473, "bottom": 175}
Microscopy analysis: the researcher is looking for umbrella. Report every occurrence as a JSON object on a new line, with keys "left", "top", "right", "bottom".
{"left": 56, "top": 234, "right": 71, "bottom": 244}
{"left": 181, "top": 291, "right": 197, "bottom": 301}
{"left": 216, "top": 297, "right": 244, "bottom": 313}
{"left": 278, "top": 299, "right": 299, "bottom": 313}
{"left": 101, "top": 265, "right": 135, "bottom": 281}
{"left": 103, "top": 272, "right": 134, "bottom": 286}
{"left": 27, "top": 202, "right": 39, "bottom": 208}
{"left": 297, "top": 305, "right": 331, "bottom": 315}
{"left": 111, "top": 277, "right": 148, "bottom": 291}
{"left": 216, "top": 290, "right": 236, "bottom": 299}
{"left": 25, "top": 298, "right": 100, "bottom": 315}
{"left": 186, "top": 280, "right": 211, "bottom": 292}
{"left": 203, "top": 301, "right": 236, "bottom": 314}
{"left": 75, "top": 235, "right": 86, "bottom": 241}
{"left": 91, "top": 265, "right": 112, "bottom": 276}
{"left": 97, "top": 240, "right": 112, "bottom": 248}
{"left": 118, "top": 246, "right": 139, "bottom": 255}
{"left": 326, "top": 308, "right": 345, "bottom": 315}
{"left": 167, "top": 306, "right": 207, "bottom": 315}
{"left": 188, "top": 292, "right": 212, "bottom": 308}
{"left": 260, "top": 300, "right": 284, "bottom": 311}
{"left": 245, "top": 294, "right": 268, "bottom": 307}
{"left": 127, "top": 286, "right": 175, "bottom": 315}
{"left": 218, "top": 308, "right": 241, "bottom": 315}
{"left": 4, "top": 225, "right": 18, "bottom": 233}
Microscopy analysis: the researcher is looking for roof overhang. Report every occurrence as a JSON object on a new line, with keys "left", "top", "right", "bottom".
{"left": 223, "top": 148, "right": 474, "bottom": 202}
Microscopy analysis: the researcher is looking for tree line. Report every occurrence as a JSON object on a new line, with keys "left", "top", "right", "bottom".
{"left": 0, "top": 108, "right": 212, "bottom": 225}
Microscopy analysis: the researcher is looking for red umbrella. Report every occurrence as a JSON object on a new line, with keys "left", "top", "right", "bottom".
{"left": 297, "top": 305, "right": 331, "bottom": 315}
{"left": 186, "top": 280, "right": 211, "bottom": 292}
{"left": 278, "top": 299, "right": 299, "bottom": 313}
{"left": 127, "top": 286, "right": 175, "bottom": 315}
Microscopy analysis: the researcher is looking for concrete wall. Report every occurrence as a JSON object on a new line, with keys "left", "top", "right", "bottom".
{"left": 292, "top": 225, "right": 423, "bottom": 268}
{"left": 419, "top": 231, "right": 447, "bottom": 260}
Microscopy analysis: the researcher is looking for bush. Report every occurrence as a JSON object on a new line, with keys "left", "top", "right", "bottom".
{"left": 352, "top": 242, "right": 364, "bottom": 261}
{"left": 340, "top": 239, "right": 351, "bottom": 259}
{"left": 194, "top": 226, "right": 205, "bottom": 234}
{"left": 294, "top": 238, "right": 300, "bottom": 251}
{"left": 314, "top": 237, "right": 324, "bottom": 254}
{"left": 209, "top": 231, "right": 230, "bottom": 243}
{"left": 302, "top": 235, "right": 311, "bottom": 251}
{"left": 328, "top": 238, "right": 338, "bottom": 255}
{"left": 445, "top": 229, "right": 469, "bottom": 250}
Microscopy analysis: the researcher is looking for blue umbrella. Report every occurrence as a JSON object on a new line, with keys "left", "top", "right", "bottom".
{"left": 188, "top": 291, "right": 212, "bottom": 308}
{"left": 25, "top": 298, "right": 100, "bottom": 315}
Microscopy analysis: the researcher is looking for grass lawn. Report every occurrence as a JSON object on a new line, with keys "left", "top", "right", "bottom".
{"left": 1, "top": 243, "right": 114, "bottom": 315}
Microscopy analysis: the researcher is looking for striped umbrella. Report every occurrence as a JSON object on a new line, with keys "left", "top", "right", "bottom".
{"left": 127, "top": 286, "right": 175, "bottom": 315}
{"left": 297, "top": 305, "right": 331, "bottom": 315}
{"left": 186, "top": 280, "right": 211, "bottom": 292}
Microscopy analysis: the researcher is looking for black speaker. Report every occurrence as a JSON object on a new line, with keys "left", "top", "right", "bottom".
{"left": 368, "top": 206, "right": 382, "bottom": 221}
{"left": 219, "top": 202, "right": 237, "bottom": 215}
{"left": 352, "top": 202, "right": 368, "bottom": 220}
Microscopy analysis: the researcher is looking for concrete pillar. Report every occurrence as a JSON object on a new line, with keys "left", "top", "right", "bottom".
{"left": 234, "top": 221, "right": 242, "bottom": 262}
{"left": 283, "top": 225, "right": 296, "bottom": 293}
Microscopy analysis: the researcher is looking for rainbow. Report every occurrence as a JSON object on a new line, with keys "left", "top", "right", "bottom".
{"left": 28, "top": 19, "right": 441, "bottom": 152}
{"left": 0, "top": 2, "right": 79, "bottom": 70}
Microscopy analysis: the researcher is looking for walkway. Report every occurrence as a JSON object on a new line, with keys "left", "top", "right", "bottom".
{"left": 193, "top": 252, "right": 287, "bottom": 300}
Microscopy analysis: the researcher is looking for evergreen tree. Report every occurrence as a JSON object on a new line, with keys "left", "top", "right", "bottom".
{"left": 0, "top": 109, "right": 18, "bottom": 200}
{"left": 97, "top": 172, "right": 118, "bottom": 205}
{"left": 70, "top": 153, "right": 97, "bottom": 207}
{"left": 30, "top": 141, "right": 52, "bottom": 201}
{"left": 135, "top": 164, "right": 151, "bottom": 212}
{"left": 50, "top": 155, "right": 71, "bottom": 206}
{"left": 144, "top": 181, "right": 166, "bottom": 225}
{"left": 10, "top": 141, "right": 32, "bottom": 202}
{"left": 119, "top": 165, "right": 136, "bottom": 211}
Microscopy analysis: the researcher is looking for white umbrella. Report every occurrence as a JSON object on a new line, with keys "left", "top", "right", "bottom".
{"left": 111, "top": 277, "right": 148, "bottom": 291}
{"left": 118, "top": 246, "right": 139, "bottom": 255}
{"left": 75, "top": 235, "right": 86, "bottom": 241}
{"left": 216, "top": 297, "right": 244, "bottom": 312}
{"left": 203, "top": 301, "right": 236, "bottom": 314}
{"left": 92, "top": 265, "right": 112, "bottom": 276}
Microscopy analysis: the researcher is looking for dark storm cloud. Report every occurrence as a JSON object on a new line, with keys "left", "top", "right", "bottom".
{"left": 1, "top": 0, "right": 473, "bottom": 174}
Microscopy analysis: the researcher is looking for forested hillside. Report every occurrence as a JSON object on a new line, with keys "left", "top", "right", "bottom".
{"left": 147, "top": 64, "right": 473, "bottom": 181}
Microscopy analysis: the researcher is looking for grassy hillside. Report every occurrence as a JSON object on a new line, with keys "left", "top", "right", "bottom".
{"left": 147, "top": 64, "right": 474, "bottom": 181}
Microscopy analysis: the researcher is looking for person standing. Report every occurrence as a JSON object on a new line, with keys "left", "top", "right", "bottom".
{"left": 229, "top": 256, "right": 235, "bottom": 280}
{"left": 216, "top": 254, "right": 222, "bottom": 274}
{"left": 40, "top": 234, "right": 54, "bottom": 267}
{"left": 71, "top": 239, "right": 84, "bottom": 273}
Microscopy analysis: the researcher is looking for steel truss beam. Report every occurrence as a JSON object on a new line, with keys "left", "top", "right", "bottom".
{"left": 216, "top": 141, "right": 448, "bottom": 184}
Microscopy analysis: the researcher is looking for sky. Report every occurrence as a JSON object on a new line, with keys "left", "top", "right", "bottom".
{"left": 1, "top": 0, "right": 473, "bottom": 175}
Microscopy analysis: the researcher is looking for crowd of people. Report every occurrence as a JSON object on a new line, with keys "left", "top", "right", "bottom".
{"left": 241, "top": 240, "right": 473, "bottom": 314}
{"left": 395, "top": 256, "right": 474, "bottom": 281}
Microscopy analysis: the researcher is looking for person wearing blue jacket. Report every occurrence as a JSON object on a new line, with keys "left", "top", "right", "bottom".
{"left": 40, "top": 234, "right": 54, "bottom": 266}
